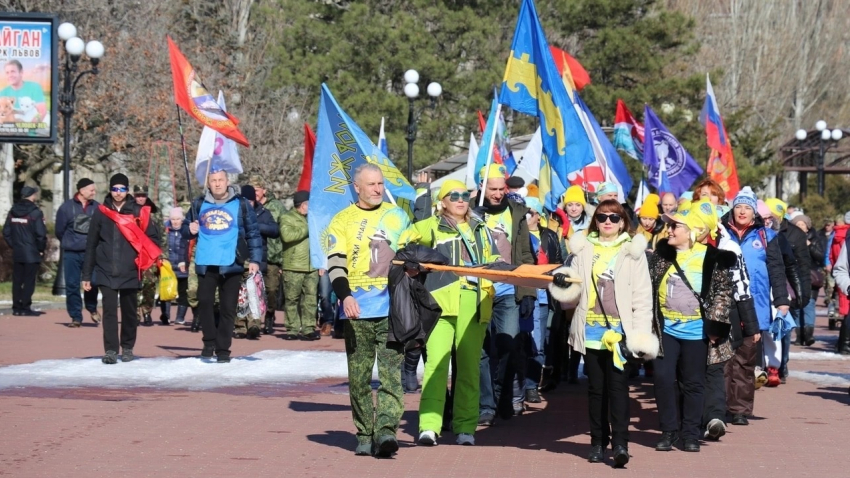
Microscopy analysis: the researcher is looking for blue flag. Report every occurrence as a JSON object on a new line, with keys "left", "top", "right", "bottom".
{"left": 642, "top": 105, "right": 703, "bottom": 197}
{"left": 504, "top": 152, "right": 518, "bottom": 176}
{"left": 474, "top": 96, "right": 500, "bottom": 185}
{"left": 574, "top": 93, "right": 633, "bottom": 200}
{"left": 308, "top": 84, "right": 416, "bottom": 269}
{"left": 499, "top": 0, "right": 592, "bottom": 187}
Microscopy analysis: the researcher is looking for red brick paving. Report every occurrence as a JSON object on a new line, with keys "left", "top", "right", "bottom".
{"left": 0, "top": 306, "right": 848, "bottom": 477}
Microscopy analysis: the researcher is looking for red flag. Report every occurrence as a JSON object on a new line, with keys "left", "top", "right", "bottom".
{"left": 297, "top": 123, "right": 316, "bottom": 192}
{"left": 707, "top": 149, "right": 741, "bottom": 201}
{"left": 167, "top": 36, "right": 250, "bottom": 147}
{"left": 548, "top": 46, "right": 591, "bottom": 91}
{"left": 477, "top": 110, "right": 487, "bottom": 135}
{"left": 98, "top": 205, "right": 162, "bottom": 275}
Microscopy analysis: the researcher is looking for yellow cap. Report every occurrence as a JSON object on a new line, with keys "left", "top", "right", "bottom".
{"left": 479, "top": 164, "right": 508, "bottom": 182}
{"left": 688, "top": 200, "right": 718, "bottom": 240}
{"left": 765, "top": 198, "right": 787, "bottom": 219}
{"left": 562, "top": 185, "right": 586, "bottom": 206}
{"left": 438, "top": 179, "right": 468, "bottom": 200}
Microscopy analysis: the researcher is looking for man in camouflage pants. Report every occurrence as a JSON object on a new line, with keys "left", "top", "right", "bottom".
{"left": 325, "top": 165, "right": 415, "bottom": 457}
{"left": 281, "top": 191, "right": 319, "bottom": 341}
{"left": 134, "top": 186, "right": 161, "bottom": 326}
{"left": 251, "top": 176, "right": 285, "bottom": 335}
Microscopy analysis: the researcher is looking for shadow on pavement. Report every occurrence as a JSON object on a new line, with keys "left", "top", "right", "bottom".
{"left": 289, "top": 400, "right": 350, "bottom": 412}
{"left": 306, "top": 430, "right": 357, "bottom": 452}
{"left": 799, "top": 387, "right": 850, "bottom": 405}
{"left": 470, "top": 378, "right": 662, "bottom": 460}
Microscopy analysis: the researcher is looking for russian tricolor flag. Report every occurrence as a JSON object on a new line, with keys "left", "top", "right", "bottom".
{"left": 378, "top": 117, "right": 389, "bottom": 156}
{"left": 699, "top": 74, "right": 740, "bottom": 200}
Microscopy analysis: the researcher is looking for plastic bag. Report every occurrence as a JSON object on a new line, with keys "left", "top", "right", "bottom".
{"left": 158, "top": 260, "right": 178, "bottom": 302}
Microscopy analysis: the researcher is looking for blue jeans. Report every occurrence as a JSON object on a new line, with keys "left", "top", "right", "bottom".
{"left": 318, "top": 272, "right": 335, "bottom": 326}
{"left": 480, "top": 293, "right": 522, "bottom": 414}
{"left": 525, "top": 298, "right": 548, "bottom": 390}
{"left": 803, "top": 289, "right": 818, "bottom": 328}
{"left": 64, "top": 250, "right": 99, "bottom": 323}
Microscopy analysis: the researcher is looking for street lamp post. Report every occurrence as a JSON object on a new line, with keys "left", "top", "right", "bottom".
{"left": 52, "top": 22, "right": 104, "bottom": 296}
{"left": 795, "top": 120, "right": 843, "bottom": 197}
{"left": 403, "top": 69, "right": 441, "bottom": 181}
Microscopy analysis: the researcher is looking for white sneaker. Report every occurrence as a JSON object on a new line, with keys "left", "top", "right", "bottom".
{"left": 418, "top": 430, "right": 437, "bottom": 446}
{"left": 754, "top": 367, "right": 768, "bottom": 390}
{"left": 456, "top": 433, "right": 475, "bottom": 446}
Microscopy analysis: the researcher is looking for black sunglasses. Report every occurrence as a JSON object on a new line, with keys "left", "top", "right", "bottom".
{"left": 447, "top": 191, "right": 471, "bottom": 203}
{"left": 667, "top": 222, "right": 685, "bottom": 231}
{"left": 595, "top": 213, "right": 622, "bottom": 224}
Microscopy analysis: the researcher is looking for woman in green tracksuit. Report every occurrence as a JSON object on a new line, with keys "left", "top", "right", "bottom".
{"left": 414, "top": 179, "right": 500, "bottom": 447}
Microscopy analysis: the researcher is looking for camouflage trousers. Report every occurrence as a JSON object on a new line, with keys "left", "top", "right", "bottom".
{"left": 344, "top": 317, "right": 405, "bottom": 445}
{"left": 283, "top": 270, "right": 319, "bottom": 334}
{"left": 137, "top": 266, "right": 158, "bottom": 315}
{"left": 265, "top": 264, "right": 282, "bottom": 317}
{"left": 234, "top": 270, "right": 263, "bottom": 335}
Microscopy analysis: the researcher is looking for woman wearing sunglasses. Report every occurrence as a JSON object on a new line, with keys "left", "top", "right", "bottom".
{"left": 413, "top": 180, "right": 500, "bottom": 447}
{"left": 647, "top": 210, "right": 735, "bottom": 453}
{"left": 548, "top": 199, "right": 657, "bottom": 467}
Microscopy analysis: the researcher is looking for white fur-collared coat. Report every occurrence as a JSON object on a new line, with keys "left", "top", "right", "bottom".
{"left": 549, "top": 232, "right": 659, "bottom": 358}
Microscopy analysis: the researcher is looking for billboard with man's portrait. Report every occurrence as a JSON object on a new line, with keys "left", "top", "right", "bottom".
{"left": 0, "top": 12, "right": 58, "bottom": 144}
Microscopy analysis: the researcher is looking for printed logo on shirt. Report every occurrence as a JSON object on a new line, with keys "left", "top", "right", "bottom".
{"left": 199, "top": 207, "right": 235, "bottom": 235}
{"left": 11, "top": 217, "right": 28, "bottom": 224}
{"left": 752, "top": 239, "right": 763, "bottom": 250}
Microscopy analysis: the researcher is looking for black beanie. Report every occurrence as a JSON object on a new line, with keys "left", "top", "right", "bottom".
{"left": 109, "top": 173, "right": 129, "bottom": 188}
{"left": 76, "top": 178, "right": 94, "bottom": 191}
{"left": 293, "top": 190, "right": 309, "bottom": 206}
{"left": 241, "top": 185, "right": 257, "bottom": 202}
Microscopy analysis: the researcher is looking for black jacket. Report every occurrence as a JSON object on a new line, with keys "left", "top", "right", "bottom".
{"left": 82, "top": 195, "right": 161, "bottom": 290}
{"left": 3, "top": 199, "right": 46, "bottom": 263}
{"left": 776, "top": 232, "right": 805, "bottom": 309}
{"left": 778, "top": 219, "right": 811, "bottom": 307}
{"left": 254, "top": 202, "right": 280, "bottom": 272}
{"left": 55, "top": 195, "right": 99, "bottom": 252}
{"left": 387, "top": 245, "right": 446, "bottom": 350}
{"left": 648, "top": 240, "right": 735, "bottom": 358}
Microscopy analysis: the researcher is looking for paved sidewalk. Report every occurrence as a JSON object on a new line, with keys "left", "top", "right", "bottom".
{"left": 0, "top": 308, "right": 848, "bottom": 478}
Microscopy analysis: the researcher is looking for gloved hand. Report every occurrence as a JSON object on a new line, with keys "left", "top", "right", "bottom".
{"left": 553, "top": 273, "right": 571, "bottom": 288}
{"left": 403, "top": 260, "right": 427, "bottom": 278}
{"left": 518, "top": 296, "right": 536, "bottom": 318}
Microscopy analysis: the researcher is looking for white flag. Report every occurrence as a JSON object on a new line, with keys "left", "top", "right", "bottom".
{"left": 464, "top": 132, "right": 480, "bottom": 190}
{"left": 194, "top": 91, "right": 243, "bottom": 186}
{"left": 519, "top": 127, "right": 542, "bottom": 180}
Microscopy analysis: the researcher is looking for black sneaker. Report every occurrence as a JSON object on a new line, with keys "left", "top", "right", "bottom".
{"left": 587, "top": 445, "right": 604, "bottom": 463}
{"left": 233, "top": 332, "right": 247, "bottom": 339}
{"left": 283, "top": 333, "right": 299, "bottom": 341}
{"left": 102, "top": 351, "right": 118, "bottom": 364}
{"left": 121, "top": 348, "right": 135, "bottom": 363}
{"left": 373, "top": 435, "right": 398, "bottom": 458}
{"left": 160, "top": 315, "right": 170, "bottom": 325}
{"left": 216, "top": 355, "right": 231, "bottom": 364}
{"left": 612, "top": 445, "right": 630, "bottom": 467}
{"left": 354, "top": 442, "right": 372, "bottom": 456}
{"left": 526, "top": 388, "right": 542, "bottom": 403}
{"left": 683, "top": 438, "right": 700, "bottom": 452}
{"left": 300, "top": 331, "right": 320, "bottom": 341}
{"left": 143, "top": 313, "right": 153, "bottom": 326}
{"left": 201, "top": 345, "right": 215, "bottom": 359}
{"left": 655, "top": 431, "right": 679, "bottom": 451}
{"left": 730, "top": 414, "right": 749, "bottom": 426}
{"left": 246, "top": 326, "right": 260, "bottom": 340}
{"left": 478, "top": 411, "right": 495, "bottom": 426}
{"left": 21, "top": 309, "right": 43, "bottom": 317}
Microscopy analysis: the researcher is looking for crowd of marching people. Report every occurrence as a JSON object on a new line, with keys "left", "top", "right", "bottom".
{"left": 6, "top": 162, "right": 849, "bottom": 466}
{"left": 318, "top": 162, "right": 850, "bottom": 464}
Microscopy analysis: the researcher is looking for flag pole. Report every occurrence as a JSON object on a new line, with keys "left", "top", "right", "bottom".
{"left": 479, "top": 103, "right": 503, "bottom": 207}
{"left": 176, "top": 104, "right": 193, "bottom": 201}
